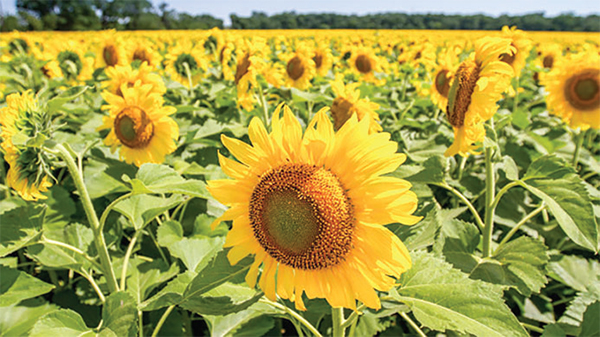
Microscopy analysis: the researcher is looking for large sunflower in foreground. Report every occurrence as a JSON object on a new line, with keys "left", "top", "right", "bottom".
{"left": 98, "top": 83, "right": 179, "bottom": 166}
{"left": 445, "top": 37, "right": 514, "bottom": 157}
{"left": 330, "top": 77, "right": 382, "bottom": 134}
{"left": 208, "top": 104, "right": 421, "bottom": 310}
{"left": 0, "top": 91, "right": 53, "bottom": 200}
{"left": 541, "top": 51, "right": 600, "bottom": 130}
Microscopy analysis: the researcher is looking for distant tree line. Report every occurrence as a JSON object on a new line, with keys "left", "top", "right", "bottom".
{"left": 230, "top": 12, "right": 600, "bottom": 31}
{"left": 1, "top": 1, "right": 598, "bottom": 32}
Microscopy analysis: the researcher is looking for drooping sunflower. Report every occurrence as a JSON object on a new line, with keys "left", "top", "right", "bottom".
{"left": 164, "top": 40, "right": 207, "bottom": 88}
{"left": 49, "top": 40, "right": 95, "bottom": 83}
{"left": 311, "top": 40, "right": 333, "bottom": 77}
{"left": 105, "top": 63, "right": 165, "bottom": 97}
{"left": 98, "top": 83, "right": 179, "bottom": 166}
{"left": 415, "top": 45, "right": 460, "bottom": 112}
{"left": 282, "top": 45, "right": 316, "bottom": 90}
{"left": 330, "top": 77, "right": 382, "bottom": 134}
{"left": 0, "top": 91, "right": 53, "bottom": 200}
{"left": 126, "top": 38, "right": 161, "bottom": 68}
{"left": 208, "top": 104, "right": 421, "bottom": 310}
{"left": 541, "top": 51, "right": 600, "bottom": 130}
{"left": 233, "top": 38, "right": 267, "bottom": 111}
{"left": 445, "top": 37, "right": 514, "bottom": 157}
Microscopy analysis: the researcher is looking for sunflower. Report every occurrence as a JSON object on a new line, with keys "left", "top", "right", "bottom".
{"left": 444, "top": 37, "right": 514, "bottom": 157}
{"left": 283, "top": 45, "right": 316, "bottom": 90}
{"left": 541, "top": 51, "right": 600, "bottom": 130}
{"left": 105, "top": 63, "right": 165, "bottom": 97}
{"left": 207, "top": 104, "right": 420, "bottom": 311}
{"left": 0, "top": 91, "right": 53, "bottom": 200}
{"left": 96, "top": 36, "right": 127, "bottom": 69}
{"left": 499, "top": 26, "right": 532, "bottom": 78}
{"left": 164, "top": 41, "right": 207, "bottom": 88}
{"left": 49, "top": 40, "right": 95, "bottom": 83}
{"left": 311, "top": 41, "right": 333, "bottom": 77}
{"left": 126, "top": 38, "right": 161, "bottom": 68}
{"left": 415, "top": 46, "right": 460, "bottom": 112}
{"left": 98, "top": 83, "right": 179, "bottom": 166}
{"left": 532, "top": 43, "right": 562, "bottom": 82}
{"left": 348, "top": 45, "right": 384, "bottom": 84}
{"left": 330, "top": 77, "right": 382, "bottom": 134}
{"left": 234, "top": 38, "right": 267, "bottom": 111}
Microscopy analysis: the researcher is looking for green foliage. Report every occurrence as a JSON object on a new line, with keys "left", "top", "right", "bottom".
{"left": 0, "top": 265, "right": 54, "bottom": 306}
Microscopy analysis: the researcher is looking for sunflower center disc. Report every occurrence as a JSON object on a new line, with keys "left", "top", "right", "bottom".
{"left": 114, "top": 107, "right": 155, "bottom": 149}
{"left": 446, "top": 59, "right": 480, "bottom": 128}
{"left": 235, "top": 52, "right": 251, "bottom": 84}
{"left": 287, "top": 56, "right": 305, "bottom": 80}
{"left": 331, "top": 97, "right": 355, "bottom": 130}
{"left": 355, "top": 54, "right": 372, "bottom": 74}
{"left": 542, "top": 55, "right": 554, "bottom": 69}
{"left": 133, "top": 49, "right": 150, "bottom": 64}
{"left": 313, "top": 53, "right": 323, "bottom": 68}
{"left": 500, "top": 43, "right": 517, "bottom": 66}
{"left": 103, "top": 45, "right": 119, "bottom": 67}
{"left": 435, "top": 69, "right": 451, "bottom": 98}
{"left": 566, "top": 70, "right": 600, "bottom": 111}
{"left": 250, "top": 164, "right": 354, "bottom": 270}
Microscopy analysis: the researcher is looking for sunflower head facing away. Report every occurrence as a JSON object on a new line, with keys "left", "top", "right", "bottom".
{"left": 105, "top": 63, "right": 166, "bottom": 97}
{"left": 541, "top": 51, "right": 600, "bottom": 130}
{"left": 330, "top": 77, "right": 382, "bottom": 134}
{"left": 164, "top": 41, "right": 208, "bottom": 88}
{"left": 444, "top": 37, "right": 514, "bottom": 157}
{"left": 499, "top": 26, "right": 532, "bottom": 77}
{"left": 416, "top": 45, "right": 460, "bottom": 112}
{"left": 208, "top": 104, "right": 420, "bottom": 310}
{"left": 0, "top": 91, "right": 54, "bottom": 200}
{"left": 99, "top": 83, "right": 179, "bottom": 166}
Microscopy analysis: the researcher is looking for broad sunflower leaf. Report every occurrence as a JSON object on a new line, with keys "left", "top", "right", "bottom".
{"left": 0, "top": 299, "right": 59, "bottom": 336}
{"left": 140, "top": 271, "right": 196, "bottom": 311}
{"left": 470, "top": 236, "right": 549, "bottom": 296}
{"left": 0, "top": 204, "right": 45, "bottom": 257}
{"left": 432, "top": 215, "right": 479, "bottom": 273}
{"left": 391, "top": 251, "right": 528, "bottom": 337}
{"left": 579, "top": 301, "right": 600, "bottom": 337}
{"left": 558, "top": 280, "right": 600, "bottom": 335}
{"left": 125, "top": 163, "right": 211, "bottom": 199}
{"left": 30, "top": 309, "right": 95, "bottom": 337}
{"left": 521, "top": 155, "right": 599, "bottom": 252}
{"left": 124, "top": 258, "right": 179, "bottom": 306}
{"left": 390, "top": 206, "right": 441, "bottom": 251}
{"left": 547, "top": 253, "right": 600, "bottom": 292}
{"left": 406, "top": 155, "right": 447, "bottom": 185}
{"left": 46, "top": 85, "right": 88, "bottom": 112}
{"left": 98, "top": 292, "right": 137, "bottom": 337}
{"left": 0, "top": 265, "right": 55, "bottom": 306}
{"left": 169, "top": 236, "right": 224, "bottom": 273}
{"left": 114, "top": 194, "right": 183, "bottom": 230}
{"left": 501, "top": 156, "right": 519, "bottom": 181}
{"left": 202, "top": 301, "right": 284, "bottom": 337}
{"left": 179, "top": 282, "right": 263, "bottom": 316}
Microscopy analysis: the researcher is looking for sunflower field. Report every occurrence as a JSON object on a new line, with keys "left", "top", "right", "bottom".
{"left": 0, "top": 26, "right": 598, "bottom": 337}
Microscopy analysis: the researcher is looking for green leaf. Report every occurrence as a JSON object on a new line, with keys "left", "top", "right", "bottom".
{"left": 404, "top": 138, "right": 447, "bottom": 163}
{"left": 547, "top": 254, "right": 600, "bottom": 292}
{"left": 30, "top": 309, "right": 95, "bottom": 337}
{"left": 203, "top": 301, "right": 283, "bottom": 337}
{"left": 0, "top": 266, "right": 55, "bottom": 306}
{"left": 391, "top": 251, "right": 528, "bottom": 337}
{"left": 433, "top": 215, "right": 480, "bottom": 273}
{"left": 406, "top": 155, "right": 447, "bottom": 184}
{"left": 99, "top": 292, "right": 137, "bottom": 337}
{"left": 83, "top": 157, "right": 130, "bottom": 199}
{"left": 46, "top": 86, "right": 88, "bottom": 112}
{"left": 541, "top": 324, "right": 566, "bottom": 337}
{"left": 114, "top": 194, "right": 183, "bottom": 230}
{"left": 579, "top": 301, "right": 600, "bottom": 337}
{"left": 0, "top": 204, "right": 45, "bottom": 257}
{"left": 156, "top": 220, "right": 184, "bottom": 246}
{"left": 179, "top": 282, "right": 263, "bottom": 316}
{"left": 125, "top": 163, "right": 211, "bottom": 199}
{"left": 390, "top": 206, "right": 441, "bottom": 251}
{"left": 470, "top": 237, "right": 549, "bottom": 296}
{"left": 521, "top": 155, "right": 598, "bottom": 252}
{"left": 558, "top": 280, "right": 600, "bottom": 334}
{"left": 501, "top": 156, "right": 519, "bottom": 181}
{"left": 0, "top": 299, "right": 59, "bottom": 336}
{"left": 27, "top": 242, "right": 91, "bottom": 270}
{"left": 168, "top": 236, "right": 225, "bottom": 272}
{"left": 124, "top": 258, "right": 179, "bottom": 305}
{"left": 140, "top": 271, "right": 196, "bottom": 311}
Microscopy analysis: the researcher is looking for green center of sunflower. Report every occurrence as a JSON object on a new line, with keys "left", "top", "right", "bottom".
{"left": 174, "top": 53, "right": 198, "bottom": 77}
{"left": 250, "top": 164, "right": 354, "bottom": 270}
{"left": 287, "top": 56, "right": 305, "bottom": 80}
{"left": 565, "top": 69, "right": 600, "bottom": 111}
{"left": 331, "top": 97, "right": 355, "bottom": 130}
{"left": 435, "top": 69, "right": 451, "bottom": 98}
{"left": 446, "top": 59, "right": 481, "bottom": 128}
{"left": 103, "top": 45, "right": 119, "bottom": 67}
{"left": 355, "top": 54, "right": 372, "bottom": 74}
{"left": 57, "top": 51, "right": 83, "bottom": 79}
{"left": 114, "top": 106, "right": 154, "bottom": 148}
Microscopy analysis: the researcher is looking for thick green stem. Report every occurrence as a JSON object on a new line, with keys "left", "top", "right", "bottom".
{"left": 257, "top": 82, "right": 270, "bottom": 127}
{"left": 99, "top": 192, "right": 132, "bottom": 232}
{"left": 572, "top": 130, "right": 585, "bottom": 170}
{"left": 497, "top": 204, "right": 545, "bottom": 249}
{"left": 399, "top": 312, "right": 426, "bottom": 337}
{"left": 51, "top": 144, "right": 119, "bottom": 293}
{"left": 182, "top": 62, "right": 194, "bottom": 98}
{"left": 151, "top": 305, "right": 175, "bottom": 337}
{"left": 457, "top": 156, "right": 467, "bottom": 181}
{"left": 489, "top": 181, "right": 521, "bottom": 212}
{"left": 332, "top": 307, "right": 345, "bottom": 337}
{"left": 80, "top": 270, "right": 106, "bottom": 303}
{"left": 120, "top": 230, "right": 141, "bottom": 291}
{"left": 340, "top": 304, "right": 365, "bottom": 329}
{"left": 482, "top": 147, "right": 496, "bottom": 258}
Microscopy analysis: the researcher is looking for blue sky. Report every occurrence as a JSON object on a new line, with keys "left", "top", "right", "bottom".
{"left": 2, "top": 0, "right": 599, "bottom": 26}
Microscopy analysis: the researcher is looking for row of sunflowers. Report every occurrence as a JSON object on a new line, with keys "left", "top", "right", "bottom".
{"left": 0, "top": 26, "right": 598, "bottom": 337}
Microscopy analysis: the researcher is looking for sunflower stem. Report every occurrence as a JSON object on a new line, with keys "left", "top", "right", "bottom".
{"left": 457, "top": 156, "right": 467, "bottom": 181}
{"left": 332, "top": 307, "right": 345, "bottom": 337}
{"left": 482, "top": 146, "right": 496, "bottom": 258}
{"left": 42, "top": 237, "right": 104, "bottom": 271}
{"left": 262, "top": 299, "right": 323, "bottom": 337}
{"left": 80, "top": 270, "right": 106, "bottom": 303}
{"left": 151, "top": 305, "right": 175, "bottom": 337}
{"left": 572, "top": 130, "right": 585, "bottom": 170}
{"left": 512, "top": 77, "right": 519, "bottom": 113}
{"left": 436, "top": 183, "right": 485, "bottom": 232}
{"left": 120, "top": 230, "right": 141, "bottom": 291}
{"left": 257, "top": 81, "right": 270, "bottom": 127}
{"left": 99, "top": 192, "right": 132, "bottom": 232}
{"left": 48, "top": 144, "right": 119, "bottom": 293}
{"left": 496, "top": 204, "right": 545, "bottom": 251}
{"left": 399, "top": 312, "right": 426, "bottom": 337}
{"left": 182, "top": 62, "right": 194, "bottom": 99}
